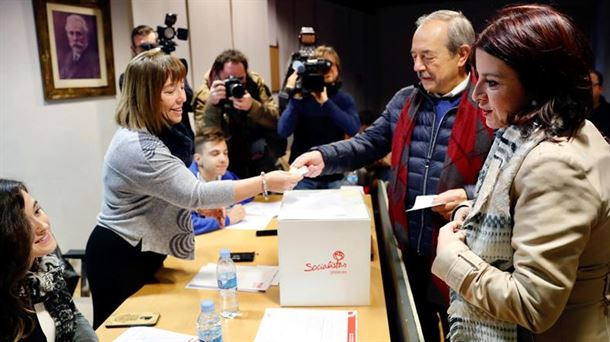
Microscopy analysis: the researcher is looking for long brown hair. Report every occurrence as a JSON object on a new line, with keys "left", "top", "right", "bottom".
{"left": 0, "top": 179, "right": 35, "bottom": 341}
{"left": 475, "top": 4, "right": 593, "bottom": 138}
{"left": 116, "top": 49, "right": 186, "bottom": 136}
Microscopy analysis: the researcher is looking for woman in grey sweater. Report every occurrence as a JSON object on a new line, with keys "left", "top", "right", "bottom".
{"left": 85, "top": 49, "right": 302, "bottom": 328}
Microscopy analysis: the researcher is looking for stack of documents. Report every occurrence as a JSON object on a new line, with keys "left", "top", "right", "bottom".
{"left": 186, "top": 263, "right": 278, "bottom": 292}
{"left": 255, "top": 308, "right": 357, "bottom": 342}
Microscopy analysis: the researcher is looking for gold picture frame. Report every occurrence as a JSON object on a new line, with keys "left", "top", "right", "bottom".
{"left": 33, "top": 0, "right": 116, "bottom": 100}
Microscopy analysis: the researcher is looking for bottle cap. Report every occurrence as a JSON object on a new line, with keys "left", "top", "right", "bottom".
{"left": 219, "top": 248, "right": 230, "bottom": 259}
{"left": 201, "top": 299, "right": 215, "bottom": 312}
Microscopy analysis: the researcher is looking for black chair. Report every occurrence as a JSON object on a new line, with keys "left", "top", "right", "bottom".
{"left": 53, "top": 247, "right": 89, "bottom": 297}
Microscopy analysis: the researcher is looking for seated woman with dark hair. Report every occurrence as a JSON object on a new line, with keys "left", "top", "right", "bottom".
{"left": 0, "top": 179, "right": 97, "bottom": 341}
{"left": 432, "top": 4, "right": 610, "bottom": 341}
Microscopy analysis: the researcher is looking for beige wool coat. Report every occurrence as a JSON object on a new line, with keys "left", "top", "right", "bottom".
{"left": 433, "top": 121, "right": 610, "bottom": 341}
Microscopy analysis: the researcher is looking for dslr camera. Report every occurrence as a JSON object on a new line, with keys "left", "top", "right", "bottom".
{"left": 224, "top": 76, "right": 245, "bottom": 99}
{"left": 218, "top": 76, "right": 246, "bottom": 111}
{"left": 157, "top": 13, "right": 188, "bottom": 54}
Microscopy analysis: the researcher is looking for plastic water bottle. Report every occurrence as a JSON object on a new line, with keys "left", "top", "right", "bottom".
{"left": 197, "top": 299, "right": 222, "bottom": 342}
{"left": 217, "top": 248, "right": 239, "bottom": 318}
{"left": 346, "top": 170, "right": 359, "bottom": 185}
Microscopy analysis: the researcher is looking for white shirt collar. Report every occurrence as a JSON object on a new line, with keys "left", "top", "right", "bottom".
{"left": 431, "top": 73, "right": 470, "bottom": 98}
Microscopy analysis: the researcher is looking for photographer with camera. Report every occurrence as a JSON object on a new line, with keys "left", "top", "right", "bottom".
{"left": 119, "top": 23, "right": 196, "bottom": 161}
{"left": 193, "top": 49, "right": 283, "bottom": 179}
{"left": 278, "top": 45, "right": 360, "bottom": 189}
{"left": 278, "top": 27, "right": 317, "bottom": 111}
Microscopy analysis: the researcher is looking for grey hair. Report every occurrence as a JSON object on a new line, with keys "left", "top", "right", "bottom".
{"left": 65, "top": 14, "right": 88, "bottom": 33}
{"left": 416, "top": 10, "right": 475, "bottom": 55}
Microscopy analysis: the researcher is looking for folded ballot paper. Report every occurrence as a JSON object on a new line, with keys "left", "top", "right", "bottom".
{"left": 186, "top": 264, "right": 278, "bottom": 292}
{"left": 255, "top": 308, "right": 357, "bottom": 342}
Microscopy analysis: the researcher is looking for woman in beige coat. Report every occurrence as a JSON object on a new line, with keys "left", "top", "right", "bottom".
{"left": 432, "top": 4, "right": 610, "bottom": 341}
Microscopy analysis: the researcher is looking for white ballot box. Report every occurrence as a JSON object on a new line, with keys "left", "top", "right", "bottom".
{"left": 277, "top": 189, "right": 371, "bottom": 306}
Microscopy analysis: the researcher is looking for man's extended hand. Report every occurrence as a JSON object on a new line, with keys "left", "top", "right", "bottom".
{"left": 291, "top": 151, "right": 325, "bottom": 178}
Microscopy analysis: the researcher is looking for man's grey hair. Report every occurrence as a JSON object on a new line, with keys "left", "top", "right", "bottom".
{"left": 416, "top": 10, "right": 475, "bottom": 55}
{"left": 65, "top": 14, "right": 88, "bottom": 33}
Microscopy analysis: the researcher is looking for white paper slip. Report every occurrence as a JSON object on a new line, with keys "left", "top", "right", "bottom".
{"left": 114, "top": 327, "right": 197, "bottom": 342}
{"left": 255, "top": 308, "right": 357, "bottom": 342}
{"left": 289, "top": 166, "right": 309, "bottom": 176}
{"left": 406, "top": 195, "right": 446, "bottom": 212}
{"left": 242, "top": 200, "right": 283, "bottom": 217}
{"left": 226, "top": 214, "right": 274, "bottom": 230}
{"left": 186, "top": 264, "right": 278, "bottom": 292}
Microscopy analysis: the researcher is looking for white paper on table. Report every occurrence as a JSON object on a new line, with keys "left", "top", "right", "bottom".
{"left": 113, "top": 327, "right": 197, "bottom": 342}
{"left": 242, "top": 200, "right": 283, "bottom": 217}
{"left": 254, "top": 308, "right": 357, "bottom": 342}
{"left": 186, "top": 263, "right": 278, "bottom": 292}
{"left": 226, "top": 200, "right": 282, "bottom": 230}
{"left": 226, "top": 214, "right": 274, "bottom": 230}
{"left": 406, "top": 195, "right": 446, "bottom": 212}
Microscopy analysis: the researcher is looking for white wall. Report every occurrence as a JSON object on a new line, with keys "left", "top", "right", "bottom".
{"left": 187, "top": 0, "right": 232, "bottom": 87}
{"left": 187, "top": 0, "right": 271, "bottom": 89}
{"left": 0, "top": 0, "right": 132, "bottom": 250}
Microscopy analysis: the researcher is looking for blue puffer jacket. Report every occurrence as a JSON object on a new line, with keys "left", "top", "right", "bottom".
{"left": 316, "top": 85, "right": 476, "bottom": 256}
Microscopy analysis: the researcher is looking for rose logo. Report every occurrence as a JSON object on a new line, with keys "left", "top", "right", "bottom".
{"left": 333, "top": 250, "right": 345, "bottom": 262}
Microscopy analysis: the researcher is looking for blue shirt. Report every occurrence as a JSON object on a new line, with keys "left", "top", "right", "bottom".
{"left": 188, "top": 160, "right": 252, "bottom": 235}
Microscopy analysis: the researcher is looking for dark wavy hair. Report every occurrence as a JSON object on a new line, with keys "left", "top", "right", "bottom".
{"left": 209, "top": 49, "right": 249, "bottom": 82}
{"left": 475, "top": 4, "right": 593, "bottom": 138}
{"left": 0, "top": 179, "right": 35, "bottom": 341}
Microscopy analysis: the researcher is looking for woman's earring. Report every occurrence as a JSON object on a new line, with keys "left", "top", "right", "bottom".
{"left": 531, "top": 99, "right": 538, "bottom": 107}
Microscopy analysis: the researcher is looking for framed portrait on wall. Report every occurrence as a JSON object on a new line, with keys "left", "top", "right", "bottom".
{"left": 32, "top": 0, "right": 116, "bottom": 100}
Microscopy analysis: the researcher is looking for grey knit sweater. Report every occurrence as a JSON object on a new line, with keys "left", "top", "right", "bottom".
{"left": 97, "top": 128, "right": 234, "bottom": 259}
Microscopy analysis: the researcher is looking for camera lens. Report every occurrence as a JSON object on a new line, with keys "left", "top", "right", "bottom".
{"left": 228, "top": 83, "right": 245, "bottom": 98}
{"left": 224, "top": 76, "right": 245, "bottom": 99}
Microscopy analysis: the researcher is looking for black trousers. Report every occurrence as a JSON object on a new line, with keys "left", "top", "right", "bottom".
{"left": 405, "top": 250, "right": 449, "bottom": 342}
{"left": 85, "top": 226, "right": 166, "bottom": 329}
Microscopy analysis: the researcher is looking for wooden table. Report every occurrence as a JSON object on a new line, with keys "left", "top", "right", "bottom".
{"left": 96, "top": 196, "right": 390, "bottom": 341}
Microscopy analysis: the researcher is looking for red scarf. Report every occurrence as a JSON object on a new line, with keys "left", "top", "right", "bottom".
{"left": 388, "top": 72, "right": 493, "bottom": 303}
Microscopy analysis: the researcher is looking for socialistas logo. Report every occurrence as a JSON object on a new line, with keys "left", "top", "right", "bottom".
{"left": 304, "top": 250, "right": 348, "bottom": 274}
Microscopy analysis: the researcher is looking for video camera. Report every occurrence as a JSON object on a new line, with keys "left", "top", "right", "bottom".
{"left": 292, "top": 58, "right": 332, "bottom": 94}
{"left": 279, "top": 27, "right": 321, "bottom": 106}
{"left": 157, "top": 13, "right": 188, "bottom": 54}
